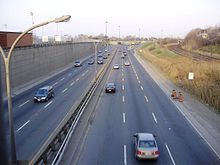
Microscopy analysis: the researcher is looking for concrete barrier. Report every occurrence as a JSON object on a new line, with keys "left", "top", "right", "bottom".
{"left": 0, "top": 42, "right": 105, "bottom": 96}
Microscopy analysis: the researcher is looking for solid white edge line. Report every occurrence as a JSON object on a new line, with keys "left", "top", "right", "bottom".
{"left": 17, "top": 120, "right": 30, "bottom": 132}
{"left": 144, "top": 96, "right": 148, "bottom": 102}
{"left": 123, "top": 113, "right": 126, "bottom": 123}
{"left": 165, "top": 143, "right": 176, "bottom": 165}
{"left": 62, "top": 88, "right": 68, "bottom": 93}
{"left": 44, "top": 101, "right": 53, "bottom": 108}
{"left": 152, "top": 112, "right": 158, "bottom": 124}
{"left": 122, "top": 96, "right": 125, "bottom": 102}
{"left": 175, "top": 104, "right": 220, "bottom": 159}
{"left": 18, "top": 100, "right": 30, "bottom": 108}
{"left": 124, "top": 145, "right": 127, "bottom": 165}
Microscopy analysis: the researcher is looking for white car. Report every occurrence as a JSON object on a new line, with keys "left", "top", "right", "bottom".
{"left": 133, "top": 133, "right": 159, "bottom": 160}
{"left": 113, "top": 64, "right": 119, "bottom": 69}
{"left": 124, "top": 61, "right": 130, "bottom": 66}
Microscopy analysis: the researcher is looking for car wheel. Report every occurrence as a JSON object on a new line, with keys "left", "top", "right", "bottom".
{"left": 45, "top": 97, "right": 49, "bottom": 102}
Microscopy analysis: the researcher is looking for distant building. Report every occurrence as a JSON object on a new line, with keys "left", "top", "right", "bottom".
{"left": 0, "top": 31, "right": 33, "bottom": 48}
{"left": 199, "top": 29, "right": 208, "bottom": 39}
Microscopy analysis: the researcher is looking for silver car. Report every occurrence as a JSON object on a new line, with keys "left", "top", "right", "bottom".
{"left": 133, "top": 133, "right": 159, "bottom": 160}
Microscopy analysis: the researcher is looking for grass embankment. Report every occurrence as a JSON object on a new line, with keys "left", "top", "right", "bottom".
{"left": 138, "top": 43, "right": 220, "bottom": 112}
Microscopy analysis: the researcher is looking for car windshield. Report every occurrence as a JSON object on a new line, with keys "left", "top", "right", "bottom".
{"left": 107, "top": 83, "right": 115, "bottom": 87}
{"left": 75, "top": 61, "right": 80, "bottom": 63}
{"left": 37, "top": 89, "right": 47, "bottom": 95}
{"left": 139, "top": 140, "right": 156, "bottom": 148}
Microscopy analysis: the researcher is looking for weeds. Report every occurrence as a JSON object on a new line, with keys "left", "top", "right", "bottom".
{"left": 138, "top": 43, "right": 220, "bottom": 112}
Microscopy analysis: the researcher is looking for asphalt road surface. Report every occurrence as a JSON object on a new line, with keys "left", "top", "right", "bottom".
{"left": 76, "top": 45, "right": 220, "bottom": 165}
{"left": 3, "top": 47, "right": 114, "bottom": 160}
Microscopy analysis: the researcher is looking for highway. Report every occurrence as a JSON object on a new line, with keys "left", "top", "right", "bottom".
{"left": 75, "top": 45, "right": 220, "bottom": 165}
{"left": 3, "top": 47, "right": 114, "bottom": 160}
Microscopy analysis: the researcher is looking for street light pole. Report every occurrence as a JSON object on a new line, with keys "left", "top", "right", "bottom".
{"left": 0, "top": 15, "right": 71, "bottom": 164}
{"left": 118, "top": 25, "right": 120, "bottom": 39}
{"left": 105, "top": 21, "right": 108, "bottom": 38}
{"left": 30, "top": 12, "right": 34, "bottom": 44}
{"left": 94, "top": 42, "right": 98, "bottom": 80}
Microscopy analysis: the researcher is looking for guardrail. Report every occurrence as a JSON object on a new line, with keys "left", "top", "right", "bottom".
{"left": 27, "top": 47, "right": 117, "bottom": 165}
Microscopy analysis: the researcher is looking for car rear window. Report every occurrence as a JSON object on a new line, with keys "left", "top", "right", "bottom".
{"left": 139, "top": 140, "right": 156, "bottom": 148}
{"left": 37, "top": 89, "right": 47, "bottom": 95}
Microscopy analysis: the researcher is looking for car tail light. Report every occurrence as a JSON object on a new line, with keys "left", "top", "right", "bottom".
{"left": 137, "top": 150, "right": 144, "bottom": 155}
{"left": 153, "top": 150, "right": 159, "bottom": 155}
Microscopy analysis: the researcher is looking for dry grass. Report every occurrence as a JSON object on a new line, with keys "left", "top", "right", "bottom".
{"left": 138, "top": 43, "right": 220, "bottom": 112}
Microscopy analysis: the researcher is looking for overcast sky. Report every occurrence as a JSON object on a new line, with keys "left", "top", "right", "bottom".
{"left": 0, "top": 0, "right": 220, "bottom": 38}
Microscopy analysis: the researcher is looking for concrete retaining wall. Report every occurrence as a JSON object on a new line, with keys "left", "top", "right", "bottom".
{"left": 0, "top": 42, "right": 104, "bottom": 93}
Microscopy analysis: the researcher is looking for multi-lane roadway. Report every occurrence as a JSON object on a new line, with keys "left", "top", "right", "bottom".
{"left": 75, "top": 45, "right": 220, "bottom": 165}
{"left": 3, "top": 47, "right": 114, "bottom": 160}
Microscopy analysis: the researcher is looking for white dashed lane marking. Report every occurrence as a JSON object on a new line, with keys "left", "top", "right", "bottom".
{"left": 17, "top": 120, "right": 30, "bottom": 132}
{"left": 70, "top": 81, "right": 75, "bottom": 86}
{"left": 52, "top": 82, "right": 58, "bottom": 86}
{"left": 18, "top": 100, "right": 30, "bottom": 108}
{"left": 44, "top": 101, "right": 53, "bottom": 109}
{"left": 123, "top": 113, "right": 126, "bottom": 123}
{"left": 60, "top": 77, "right": 65, "bottom": 81}
{"left": 122, "top": 85, "right": 125, "bottom": 90}
{"left": 165, "top": 144, "right": 176, "bottom": 165}
{"left": 76, "top": 78, "right": 79, "bottom": 82}
{"left": 152, "top": 112, "right": 158, "bottom": 124}
{"left": 62, "top": 88, "right": 68, "bottom": 93}
{"left": 140, "top": 86, "right": 144, "bottom": 90}
{"left": 122, "top": 96, "right": 125, "bottom": 102}
{"left": 144, "top": 96, "right": 149, "bottom": 102}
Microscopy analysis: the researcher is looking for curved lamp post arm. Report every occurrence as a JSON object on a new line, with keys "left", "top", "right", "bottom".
{"left": 0, "top": 46, "right": 6, "bottom": 59}
{"left": 1, "top": 14, "right": 70, "bottom": 164}
{"left": 7, "top": 15, "right": 71, "bottom": 62}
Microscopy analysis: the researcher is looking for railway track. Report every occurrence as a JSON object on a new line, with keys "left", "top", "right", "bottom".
{"left": 167, "top": 44, "right": 220, "bottom": 61}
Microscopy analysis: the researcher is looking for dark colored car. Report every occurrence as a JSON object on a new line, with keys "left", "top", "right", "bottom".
{"left": 105, "top": 83, "right": 116, "bottom": 93}
{"left": 103, "top": 55, "right": 108, "bottom": 59}
{"left": 34, "top": 86, "right": 54, "bottom": 102}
